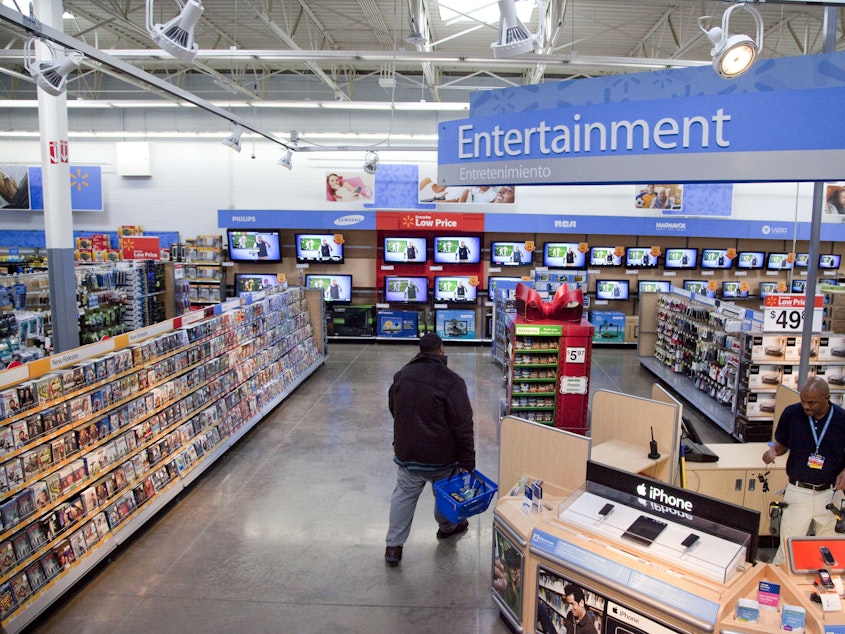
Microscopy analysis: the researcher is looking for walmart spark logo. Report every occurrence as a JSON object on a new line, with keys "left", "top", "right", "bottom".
{"left": 70, "top": 167, "right": 90, "bottom": 193}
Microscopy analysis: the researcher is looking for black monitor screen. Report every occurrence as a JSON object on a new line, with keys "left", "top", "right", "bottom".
{"left": 384, "top": 237, "right": 427, "bottom": 264}
{"left": 766, "top": 253, "right": 793, "bottom": 270}
{"left": 736, "top": 251, "right": 765, "bottom": 270}
{"left": 234, "top": 273, "right": 282, "bottom": 295}
{"left": 820, "top": 254, "right": 841, "bottom": 269}
{"left": 596, "top": 280, "right": 629, "bottom": 300}
{"left": 590, "top": 247, "right": 623, "bottom": 267}
{"left": 433, "top": 276, "right": 478, "bottom": 304}
{"left": 295, "top": 233, "right": 345, "bottom": 264}
{"left": 543, "top": 243, "right": 587, "bottom": 268}
{"left": 227, "top": 229, "right": 281, "bottom": 263}
{"left": 433, "top": 236, "right": 481, "bottom": 264}
{"left": 664, "top": 248, "right": 698, "bottom": 270}
{"left": 701, "top": 249, "right": 733, "bottom": 270}
{"left": 638, "top": 280, "right": 672, "bottom": 294}
{"left": 491, "top": 242, "right": 532, "bottom": 266}
{"left": 384, "top": 276, "right": 429, "bottom": 304}
{"left": 759, "top": 282, "right": 779, "bottom": 297}
{"left": 683, "top": 280, "right": 715, "bottom": 298}
{"left": 488, "top": 276, "right": 524, "bottom": 297}
{"left": 305, "top": 274, "right": 352, "bottom": 303}
{"left": 722, "top": 281, "right": 749, "bottom": 299}
{"left": 625, "top": 247, "right": 659, "bottom": 268}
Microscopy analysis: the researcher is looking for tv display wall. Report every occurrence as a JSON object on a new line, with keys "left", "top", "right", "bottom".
{"left": 227, "top": 229, "right": 282, "bottom": 263}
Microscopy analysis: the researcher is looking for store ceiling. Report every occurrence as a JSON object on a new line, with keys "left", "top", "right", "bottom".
{"left": 0, "top": 0, "right": 843, "bottom": 106}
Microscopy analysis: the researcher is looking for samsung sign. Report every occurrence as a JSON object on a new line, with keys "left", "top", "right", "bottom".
{"left": 438, "top": 86, "right": 845, "bottom": 186}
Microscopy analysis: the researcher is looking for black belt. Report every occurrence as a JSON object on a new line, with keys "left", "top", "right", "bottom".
{"left": 789, "top": 479, "right": 832, "bottom": 491}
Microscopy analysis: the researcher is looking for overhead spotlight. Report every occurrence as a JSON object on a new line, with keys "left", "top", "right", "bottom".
{"left": 146, "top": 0, "right": 204, "bottom": 63}
{"left": 491, "top": 0, "right": 545, "bottom": 59}
{"left": 698, "top": 3, "right": 764, "bottom": 79}
{"left": 363, "top": 150, "right": 379, "bottom": 175}
{"left": 222, "top": 125, "right": 244, "bottom": 152}
{"left": 23, "top": 38, "right": 83, "bottom": 97}
{"left": 278, "top": 149, "right": 293, "bottom": 170}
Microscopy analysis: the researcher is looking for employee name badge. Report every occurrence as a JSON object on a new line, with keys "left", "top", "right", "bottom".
{"left": 808, "top": 453, "right": 825, "bottom": 469}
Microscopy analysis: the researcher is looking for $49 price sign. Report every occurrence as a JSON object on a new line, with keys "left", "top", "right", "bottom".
{"left": 763, "top": 294, "right": 824, "bottom": 333}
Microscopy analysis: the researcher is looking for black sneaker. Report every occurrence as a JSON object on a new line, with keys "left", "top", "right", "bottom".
{"left": 385, "top": 546, "right": 403, "bottom": 566}
{"left": 436, "top": 519, "right": 469, "bottom": 539}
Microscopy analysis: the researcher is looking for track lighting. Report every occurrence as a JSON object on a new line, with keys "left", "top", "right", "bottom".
{"left": 491, "top": 0, "right": 545, "bottom": 59}
{"left": 23, "top": 38, "right": 83, "bottom": 97}
{"left": 146, "top": 0, "right": 204, "bottom": 63}
{"left": 278, "top": 149, "right": 293, "bottom": 170}
{"left": 698, "top": 3, "right": 764, "bottom": 79}
{"left": 363, "top": 150, "right": 379, "bottom": 175}
{"left": 222, "top": 125, "right": 244, "bottom": 152}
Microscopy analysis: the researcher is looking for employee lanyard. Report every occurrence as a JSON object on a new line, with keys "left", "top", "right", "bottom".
{"left": 809, "top": 407, "right": 834, "bottom": 454}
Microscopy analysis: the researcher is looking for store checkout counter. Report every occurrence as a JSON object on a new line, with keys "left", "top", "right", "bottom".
{"left": 492, "top": 384, "right": 845, "bottom": 633}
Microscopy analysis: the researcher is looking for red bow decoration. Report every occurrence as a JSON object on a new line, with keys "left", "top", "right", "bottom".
{"left": 515, "top": 283, "right": 584, "bottom": 323}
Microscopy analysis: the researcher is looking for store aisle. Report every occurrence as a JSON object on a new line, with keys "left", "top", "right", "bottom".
{"left": 27, "top": 344, "right": 731, "bottom": 633}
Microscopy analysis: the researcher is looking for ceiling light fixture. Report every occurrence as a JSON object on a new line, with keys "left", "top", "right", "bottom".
{"left": 278, "top": 149, "right": 293, "bottom": 170}
{"left": 363, "top": 150, "right": 380, "bottom": 175}
{"left": 146, "top": 0, "right": 204, "bottom": 63}
{"left": 698, "top": 3, "right": 764, "bottom": 79}
{"left": 23, "top": 38, "right": 83, "bottom": 96}
{"left": 222, "top": 124, "right": 244, "bottom": 152}
{"left": 491, "top": 0, "right": 545, "bottom": 59}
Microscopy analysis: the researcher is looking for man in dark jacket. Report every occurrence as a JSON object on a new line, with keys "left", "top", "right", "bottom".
{"left": 385, "top": 333, "right": 476, "bottom": 566}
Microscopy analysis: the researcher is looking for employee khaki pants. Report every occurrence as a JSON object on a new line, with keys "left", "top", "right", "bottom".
{"left": 773, "top": 483, "right": 843, "bottom": 564}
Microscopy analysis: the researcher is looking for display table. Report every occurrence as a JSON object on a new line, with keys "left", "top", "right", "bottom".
{"left": 590, "top": 438, "right": 669, "bottom": 476}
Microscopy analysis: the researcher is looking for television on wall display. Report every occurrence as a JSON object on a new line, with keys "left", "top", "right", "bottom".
{"left": 433, "top": 276, "right": 477, "bottom": 304}
{"left": 432, "top": 236, "right": 481, "bottom": 264}
{"left": 295, "top": 233, "right": 345, "bottom": 264}
{"left": 736, "top": 251, "right": 765, "bottom": 270}
{"left": 791, "top": 279, "right": 807, "bottom": 293}
{"left": 819, "top": 254, "right": 841, "bottom": 269}
{"left": 226, "top": 229, "right": 282, "bottom": 263}
{"left": 683, "top": 280, "right": 715, "bottom": 298}
{"left": 305, "top": 274, "right": 352, "bottom": 303}
{"left": 759, "top": 282, "right": 779, "bottom": 298}
{"left": 490, "top": 242, "right": 532, "bottom": 266}
{"left": 793, "top": 253, "right": 810, "bottom": 268}
{"left": 766, "top": 252, "right": 793, "bottom": 270}
{"left": 234, "top": 273, "right": 282, "bottom": 295}
{"left": 488, "top": 276, "right": 524, "bottom": 298}
{"left": 638, "top": 280, "right": 672, "bottom": 294}
{"left": 722, "top": 281, "right": 748, "bottom": 299}
{"left": 589, "top": 247, "right": 623, "bottom": 267}
{"left": 543, "top": 243, "right": 587, "bottom": 268}
{"left": 624, "top": 247, "right": 659, "bottom": 268}
{"left": 383, "top": 236, "right": 427, "bottom": 264}
{"left": 595, "top": 280, "right": 629, "bottom": 300}
{"left": 701, "top": 248, "right": 733, "bottom": 270}
{"left": 664, "top": 248, "right": 698, "bottom": 270}
{"left": 384, "top": 276, "right": 428, "bottom": 304}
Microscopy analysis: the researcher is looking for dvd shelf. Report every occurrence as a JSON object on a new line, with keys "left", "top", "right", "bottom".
{"left": 507, "top": 324, "right": 561, "bottom": 425}
{"left": 0, "top": 285, "right": 324, "bottom": 632}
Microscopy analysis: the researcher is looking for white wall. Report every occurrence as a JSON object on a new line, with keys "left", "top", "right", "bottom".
{"left": 0, "top": 137, "right": 832, "bottom": 242}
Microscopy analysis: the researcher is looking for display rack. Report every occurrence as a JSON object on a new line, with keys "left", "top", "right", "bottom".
{"left": 183, "top": 236, "right": 224, "bottom": 308}
{"left": 0, "top": 285, "right": 325, "bottom": 633}
{"left": 507, "top": 323, "right": 561, "bottom": 425}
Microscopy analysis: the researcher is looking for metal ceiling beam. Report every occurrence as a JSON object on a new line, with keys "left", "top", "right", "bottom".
{"left": 0, "top": 4, "right": 292, "bottom": 149}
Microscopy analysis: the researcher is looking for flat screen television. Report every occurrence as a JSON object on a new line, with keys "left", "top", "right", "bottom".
{"left": 433, "top": 276, "right": 477, "bottom": 304}
{"left": 595, "top": 279, "right": 629, "bottom": 300}
{"left": 638, "top": 280, "right": 672, "bottom": 294}
{"left": 295, "top": 233, "right": 345, "bottom": 264}
{"left": 589, "top": 247, "right": 623, "bottom": 267}
{"left": 488, "top": 276, "right": 524, "bottom": 298}
{"left": 543, "top": 242, "right": 587, "bottom": 268}
{"left": 819, "top": 254, "right": 842, "bottom": 269}
{"left": 701, "top": 248, "right": 733, "bottom": 270}
{"left": 759, "top": 281, "right": 779, "bottom": 298}
{"left": 625, "top": 247, "right": 659, "bottom": 268}
{"left": 490, "top": 241, "right": 532, "bottom": 267}
{"left": 736, "top": 251, "right": 765, "bottom": 270}
{"left": 432, "top": 236, "right": 481, "bottom": 264}
{"left": 793, "top": 253, "right": 810, "bottom": 268}
{"left": 721, "top": 281, "right": 748, "bottom": 299}
{"left": 226, "top": 229, "right": 282, "bottom": 263}
{"left": 664, "top": 248, "right": 698, "bottom": 270}
{"left": 791, "top": 279, "right": 807, "bottom": 293}
{"left": 683, "top": 280, "right": 715, "bottom": 298}
{"left": 383, "top": 236, "right": 427, "bottom": 264}
{"left": 305, "top": 274, "right": 352, "bottom": 303}
{"left": 233, "top": 273, "right": 282, "bottom": 295}
{"left": 766, "top": 252, "right": 793, "bottom": 270}
{"left": 384, "top": 276, "right": 428, "bottom": 304}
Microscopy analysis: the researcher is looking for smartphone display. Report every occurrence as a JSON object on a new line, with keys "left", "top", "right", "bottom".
{"left": 681, "top": 533, "right": 700, "bottom": 549}
{"left": 598, "top": 503, "right": 614, "bottom": 518}
{"left": 819, "top": 568, "right": 835, "bottom": 590}
{"left": 821, "top": 546, "right": 837, "bottom": 567}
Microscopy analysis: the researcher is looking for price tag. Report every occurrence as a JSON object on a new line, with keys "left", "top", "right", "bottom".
{"left": 565, "top": 347, "right": 586, "bottom": 364}
{"left": 763, "top": 294, "right": 824, "bottom": 333}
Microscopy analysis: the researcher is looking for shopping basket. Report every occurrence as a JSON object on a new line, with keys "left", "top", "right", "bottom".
{"left": 433, "top": 469, "right": 498, "bottom": 524}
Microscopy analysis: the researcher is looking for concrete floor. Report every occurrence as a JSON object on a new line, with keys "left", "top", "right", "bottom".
{"left": 25, "top": 343, "right": 734, "bottom": 633}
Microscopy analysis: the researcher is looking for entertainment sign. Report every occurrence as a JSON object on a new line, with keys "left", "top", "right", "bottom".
{"left": 438, "top": 86, "right": 845, "bottom": 185}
